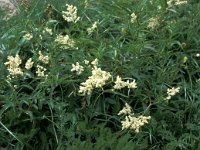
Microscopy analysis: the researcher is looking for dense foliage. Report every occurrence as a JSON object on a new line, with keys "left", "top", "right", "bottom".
{"left": 0, "top": 0, "right": 200, "bottom": 149}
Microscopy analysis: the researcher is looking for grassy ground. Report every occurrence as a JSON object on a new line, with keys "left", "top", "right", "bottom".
{"left": 0, "top": 0, "right": 200, "bottom": 149}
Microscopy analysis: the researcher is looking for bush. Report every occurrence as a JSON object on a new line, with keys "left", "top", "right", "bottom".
{"left": 1, "top": 0, "right": 200, "bottom": 149}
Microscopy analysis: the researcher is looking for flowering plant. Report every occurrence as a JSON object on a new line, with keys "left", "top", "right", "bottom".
{"left": 0, "top": 0, "right": 199, "bottom": 149}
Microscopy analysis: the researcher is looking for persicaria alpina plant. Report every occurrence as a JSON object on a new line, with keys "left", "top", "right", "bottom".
{"left": 118, "top": 103, "right": 151, "bottom": 133}
{"left": 62, "top": 4, "right": 80, "bottom": 23}
{"left": 23, "top": 32, "right": 33, "bottom": 41}
{"left": 55, "top": 34, "right": 75, "bottom": 48}
{"left": 38, "top": 51, "right": 49, "bottom": 64}
{"left": 4, "top": 54, "right": 23, "bottom": 79}
{"left": 165, "top": 86, "right": 181, "bottom": 100}
{"left": 25, "top": 58, "right": 34, "bottom": 70}
{"left": 71, "top": 62, "right": 84, "bottom": 75}
{"left": 1, "top": 0, "right": 199, "bottom": 149}
{"left": 78, "top": 64, "right": 111, "bottom": 95}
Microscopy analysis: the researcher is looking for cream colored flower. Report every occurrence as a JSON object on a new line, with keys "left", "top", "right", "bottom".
{"left": 113, "top": 76, "right": 127, "bottom": 89}
{"left": 43, "top": 27, "right": 53, "bottom": 35}
{"left": 167, "top": 0, "right": 173, "bottom": 6}
{"left": 183, "top": 56, "right": 188, "bottom": 63}
{"left": 4, "top": 54, "right": 23, "bottom": 78}
{"left": 147, "top": 17, "right": 159, "bottom": 30}
{"left": 113, "top": 76, "right": 137, "bottom": 90}
{"left": 118, "top": 103, "right": 132, "bottom": 115}
{"left": 25, "top": 58, "right": 34, "bottom": 70}
{"left": 84, "top": 59, "right": 89, "bottom": 65}
{"left": 121, "top": 115, "right": 151, "bottom": 133}
{"left": 165, "top": 86, "right": 180, "bottom": 100}
{"left": 62, "top": 4, "right": 80, "bottom": 23}
{"left": 23, "top": 33, "right": 33, "bottom": 41}
{"left": 175, "top": 0, "right": 187, "bottom": 5}
{"left": 91, "top": 58, "right": 98, "bottom": 66}
{"left": 157, "top": 5, "right": 162, "bottom": 10}
{"left": 55, "top": 34, "right": 75, "bottom": 48}
{"left": 118, "top": 103, "right": 151, "bottom": 133}
{"left": 126, "top": 80, "right": 137, "bottom": 89}
{"left": 131, "top": 12, "right": 137, "bottom": 23}
{"left": 87, "top": 21, "right": 98, "bottom": 34}
{"left": 36, "top": 65, "right": 47, "bottom": 77}
{"left": 38, "top": 51, "right": 49, "bottom": 64}
{"left": 39, "top": 35, "right": 42, "bottom": 39}
{"left": 79, "top": 66, "right": 111, "bottom": 95}
{"left": 167, "top": 0, "right": 187, "bottom": 7}
{"left": 71, "top": 62, "right": 84, "bottom": 75}
{"left": 196, "top": 53, "right": 200, "bottom": 57}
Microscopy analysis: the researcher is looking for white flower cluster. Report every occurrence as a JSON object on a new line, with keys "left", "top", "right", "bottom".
{"left": 91, "top": 58, "right": 98, "bottom": 66}
{"left": 167, "top": 0, "right": 187, "bottom": 7}
{"left": 62, "top": 4, "right": 80, "bottom": 23}
{"left": 165, "top": 86, "right": 180, "bottom": 100}
{"left": 38, "top": 51, "right": 49, "bottom": 64}
{"left": 121, "top": 115, "right": 151, "bottom": 133}
{"left": 4, "top": 54, "right": 23, "bottom": 79}
{"left": 147, "top": 17, "right": 159, "bottom": 30}
{"left": 118, "top": 103, "right": 151, "bottom": 133}
{"left": 113, "top": 76, "right": 137, "bottom": 90}
{"left": 37, "top": 51, "right": 49, "bottom": 77}
{"left": 43, "top": 27, "right": 53, "bottom": 35}
{"left": 71, "top": 62, "right": 84, "bottom": 75}
{"left": 23, "top": 32, "right": 33, "bottom": 41}
{"left": 25, "top": 58, "right": 34, "bottom": 70}
{"left": 78, "top": 59, "right": 111, "bottom": 95}
{"left": 71, "top": 58, "right": 137, "bottom": 95}
{"left": 55, "top": 34, "right": 75, "bottom": 48}
{"left": 4, "top": 52, "right": 49, "bottom": 79}
{"left": 87, "top": 21, "right": 98, "bottom": 35}
{"left": 36, "top": 65, "right": 47, "bottom": 77}
{"left": 84, "top": 59, "right": 89, "bottom": 65}
{"left": 118, "top": 103, "right": 132, "bottom": 115}
{"left": 130, "top": 12, "right": 137, "bottom": 23}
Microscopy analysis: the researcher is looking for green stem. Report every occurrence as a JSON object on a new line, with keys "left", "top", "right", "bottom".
{"left": 0, "top": 121, "right": 23, "bottom": 144}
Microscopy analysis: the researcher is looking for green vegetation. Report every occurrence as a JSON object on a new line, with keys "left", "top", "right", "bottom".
{"left": 0, "top": 0, "right": 200, "bottom": 149}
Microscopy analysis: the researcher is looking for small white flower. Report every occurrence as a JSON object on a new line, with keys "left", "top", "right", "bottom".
{"left": 78, "top": 66, "right": 111, "bottom": 95}
{"left": 167, "top": 0, "right": 187, "bottom": 7}
{"left": 147, "top": 17, "right": 159, "bottom": 29}
{"left": 118, "top": 103, "right": 132, "bottom": 115}
{"left": 113, "top": 76, "right": 127, "bottom": 90}
{"left": 62, "top": 4, "right": 80, "bottom": 23}
{"left": 4, "top": 54, "right": 23, "bottom": 78}
{"left": 165, "top": 86, "right": 180, "bottom": 100}
{"left": 84, "top": 59, "right": 89, "bottom": 65}
{"left": 113, "top": 76, "right": 137, "bottom": 90}
{"left": 36, "top": 65, "right": 47, "bottom": 77}
{"left": 43, "top": 27, "right": 53, "bottom": 35}
{"left": 23, "top": 33, "right": 33, "bottom": 41}
{"left": 126, "top": 80, "right": 137, "bottom": 89}
{"left": 38, "top": 51, "right": 49, "bottom": 64}
{"left": 131, "top": 12, "right": 137, "bottom": 23}
{"left": 55, "top": 34, "right": 75, "bottom": 48}
{"left": 87, "top": 21, "right": 98, "bottom": 34}
{"left": 71, "top": 62, "right": 84, "bottom": 75}
{"left": 91, "top": 58, "right": 98, "bottom": 66}
{"left": 119, "top": 103, "right": 151, "bottom": 133}
{"left": 196, "top": 53, "right": 200, "bottom": 57}
{"left": 39, "top": 35, "right": 43, "bottom": 39}
{"left": 25, "top": 58, "right": 34, "bottom": 70}
{"left": 157, "top": 5, "right": 162, "bottom": 10}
